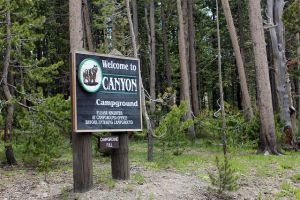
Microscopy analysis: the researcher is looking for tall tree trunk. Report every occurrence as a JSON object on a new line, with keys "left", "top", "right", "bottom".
{"left": 221, "top": 0, "right": 253, "bottom": 120}
{"left": 161, "top": 0, "right": 172, "bottom": 87}
{"left": 297, "top": 33, "right": 300, "bottom": 137}
{"left": 187, "top": 0, "right": 200, "bottom": 116}
{"left": 267, "top": 0, "right": 296, "bottom": 147}
{"left": 126, "top": 0, "right": 153, "bottom": 161}
{"left": 149, "top": 0, "right": 156, "bottom": 113}
{"left": 70, "top": 0, "right": 93, "bottom": 192}
{"left": 177, "top": 0, "right": 195, "bottom": 140}
{"left": 2, "top": 0, "right": 17, "bottom": 165}
{"left": 248, "top": 0, "right": 278, "bottom": 154}
{"left": 182, "top": 0, "right": 189, "bottom": 74}
{"left": 82, "top": 0, "right": 94, "bottom": 51}
{"left": 237, "top": 0, "right": 245, "bottom": 63}
{"left": 132, "top": 0, "right": 138, "bottom": 46}
{"left": 216, "top": 0, "right": 227, "bottom": 155}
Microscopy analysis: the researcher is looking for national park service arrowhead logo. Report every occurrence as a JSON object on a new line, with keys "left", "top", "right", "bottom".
{"left": 78, "top": 58, "right": 102, "bottom": 93}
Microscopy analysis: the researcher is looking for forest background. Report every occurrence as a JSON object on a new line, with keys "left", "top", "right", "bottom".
{"left": 0, "top": 0, "right": 300, "bottom": 192}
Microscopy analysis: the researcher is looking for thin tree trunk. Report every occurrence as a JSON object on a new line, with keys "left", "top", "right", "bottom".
{"left": 177, "top": 0, "right": 196, "bottom": 140}
{"left": 70, "top": 0, "right": 93, "bottom": 192}
{"left": 187, "top": 0, "right": 200, "bottom": 116}
{"left": 132, "top": 0, "right": 138, "bottom": 46}
{"left": 2, "top": 0, "right": 17, "bottom": 165}
{"left": 248, "top": 0, "right": 278, "bottom": 154}
{"left": 161, "top": 0, "right": 172, "bottom": 87}
{"left": 216, "top": 0, "right": 227, "bottom": 155}
{"left": 297, "top": 33, "right": 300, "bottom": 137}
{"left": 149, "top": 0, "right": 156, "bottom": 113}
{"left": 221, "top": 0, "right": 253, "bottom": 120}
{"left": 126, "top": 0, "right": 153, "bottom": 161}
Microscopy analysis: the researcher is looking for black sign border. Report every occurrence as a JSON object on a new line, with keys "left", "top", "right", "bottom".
{"left": 71, "top": 50, "right": 143, "bottom": 133}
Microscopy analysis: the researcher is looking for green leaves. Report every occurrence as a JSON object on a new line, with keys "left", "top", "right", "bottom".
{"left": 155, "top": 101, "right": 193, "bottom": 156}
{"left": 283, "top": 0, "right": 300, "bottom": 34}
{"left": 28, "top": 60, "right": 63, "bottom": 84}
{"left": 19, "top": 95, "right": 71, "bottom": 171}
{"left": 208, "top": 155, "right": 239, "bottom": 193}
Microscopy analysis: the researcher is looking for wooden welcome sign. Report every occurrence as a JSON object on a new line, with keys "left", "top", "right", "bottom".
{"left": 71, "top": 51, "right": 142, "bottom": 132}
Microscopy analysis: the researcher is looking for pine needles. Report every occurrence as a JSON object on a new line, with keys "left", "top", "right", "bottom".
{"left": 208, "top": 155, "right": 239, "bottom": 193}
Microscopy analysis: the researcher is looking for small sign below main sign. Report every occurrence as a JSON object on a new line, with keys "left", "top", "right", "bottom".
{"left": 71, "top": 51, "right": 142, "bottom": 132}
{"left": 100, "top": 136, "right": 119, "bottom": 149}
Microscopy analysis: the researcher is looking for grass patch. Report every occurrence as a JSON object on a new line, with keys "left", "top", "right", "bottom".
{"left": 133, "top": 172, "right": 145, "bottom": 185}
{"left": 275, "top": 182, "right": 300, "bottom": 200}
{"left": 291, "top": 173, "right": 300, "bottom": 183}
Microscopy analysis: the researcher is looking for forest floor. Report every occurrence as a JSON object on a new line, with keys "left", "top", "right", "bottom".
{"left": 0, "top": 140, "right": 300, "bottom": 200}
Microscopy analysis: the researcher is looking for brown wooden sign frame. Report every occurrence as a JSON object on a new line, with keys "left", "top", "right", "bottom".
{"left": 71, "top": 51, "right": 142, "bottom": 133}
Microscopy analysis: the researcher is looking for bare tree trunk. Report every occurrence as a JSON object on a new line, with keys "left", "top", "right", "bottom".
{"left": 297, "top": 33, "right": 300, "bottom": 137}
{"left": 2, "top": 0, "right": 17, "bottom": 165}
{"left": 161, "top": 0, "right": 172, "bottom": 87}
{"left": 132, "top": 0, "right": 138, "bottom": 46}
{"left": 70, "top": 0, "right": 93, "bottom": 192}
{"left": 221, "top": 0, "right": 253, "bottom": 120}
{"left": 82, "top": 0, "right": 94, "bottom": 51}
{"left": 149, "top": 0, "right": 156, "bottom": 113}
{"left": 177, "top": 0, "right": 195, "bottom": 140}
{"left": 182, "top": 0, "right": 189, "bottom": 74}
{"left": 248, "top": 0, "right": 278, "bottom": 154}
{"left": 126, "top": 0, "right": 154, "bottom": 161}
{"left": 237, "top": 0, "right": 245, "bottom": 63}
{"left": 267, "top": 0, "right": 296, "bottom": 147}
{"left": 187, "top": 0, "right": 200, "bottom": 116}
{"left": 216, "top": 0, "right": 227, "bottom": 155}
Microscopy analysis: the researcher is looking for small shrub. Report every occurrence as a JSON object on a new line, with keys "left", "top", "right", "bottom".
{"left": 208, "top": 155, "right": 239, "bottom": 193}
{"left": 133, "top": 172, "right": 145, "bottom": 185}
{"left": 155, "top": 101, "right": 193, "bottom": 156}
{"left": 107, "top": 178, "right": 116, "bottom": 189}
{"left": 18, "top": 95, "right": 70, "bottom": 180}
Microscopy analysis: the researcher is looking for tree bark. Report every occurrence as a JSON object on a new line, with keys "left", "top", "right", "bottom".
{"left": 221, "top": 0, "right": 253, "bottom": 120}
{"left": 132, "top": 0, "right": 138, "bottom": 46}
{"left": 161, "top": 0, "right": 172, "bottom": 87}
{"left": 144, "top": 4, "right": 154, "bottom": 161}
{"left": 297, "top": 33, "right": 300, "bottom": 137}
{"left": 70, "top": 0, "right": 93, "bottom": 192}
{"left": 248, "top": 0, "right": 278, "bottom": 154}
{"left": 126, "top": 0, "right": 154, "bottom": 161}
{"left": 82, "top": 0, "right": 94, "bottom": 51}
{"left": 2, "top": 0, "right": 17, "bottom": 165}
{"left": 216, "top": 0, "right": 227, "bottom": 155}
{"left": 177, "top": 0, "right": 195, "bottom": 140}
{"left": 149, "top": 0, "right": 156, "bottom": 113}
{"left": 237, "top": 0, "right": 245, "bottom": 63}
{"left": 187, "top": 0, "right": 200, "bottom": 116}
{"left": 267, "top": 0, "right": 296, "bottom": 147}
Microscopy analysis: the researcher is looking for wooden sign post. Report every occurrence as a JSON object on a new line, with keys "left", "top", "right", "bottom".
{"left": 71, "top": 51, "right": 142, "bottom": 181}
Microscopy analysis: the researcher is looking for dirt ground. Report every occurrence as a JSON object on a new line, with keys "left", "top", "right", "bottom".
{"left": 0, "top": 159, "right": 298, "bottom": 200}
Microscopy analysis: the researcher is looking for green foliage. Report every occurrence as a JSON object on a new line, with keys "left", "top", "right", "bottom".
{"left": 283, "top": 0, "right": 300, "bottom": 34}
{"left": 18, "top": 95, "right": 70, "bottom": 175}
{"left": 133, "top": 172, "right": 145, "bottom": 185}
{"left": 196, "top": 105, "right": 259, "bottom": 147}
{"left": 208, "top": 155, "right": 239, "bottom": 193}
{"left": 155, "top": 101, "right": 193, "bottom": 156}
